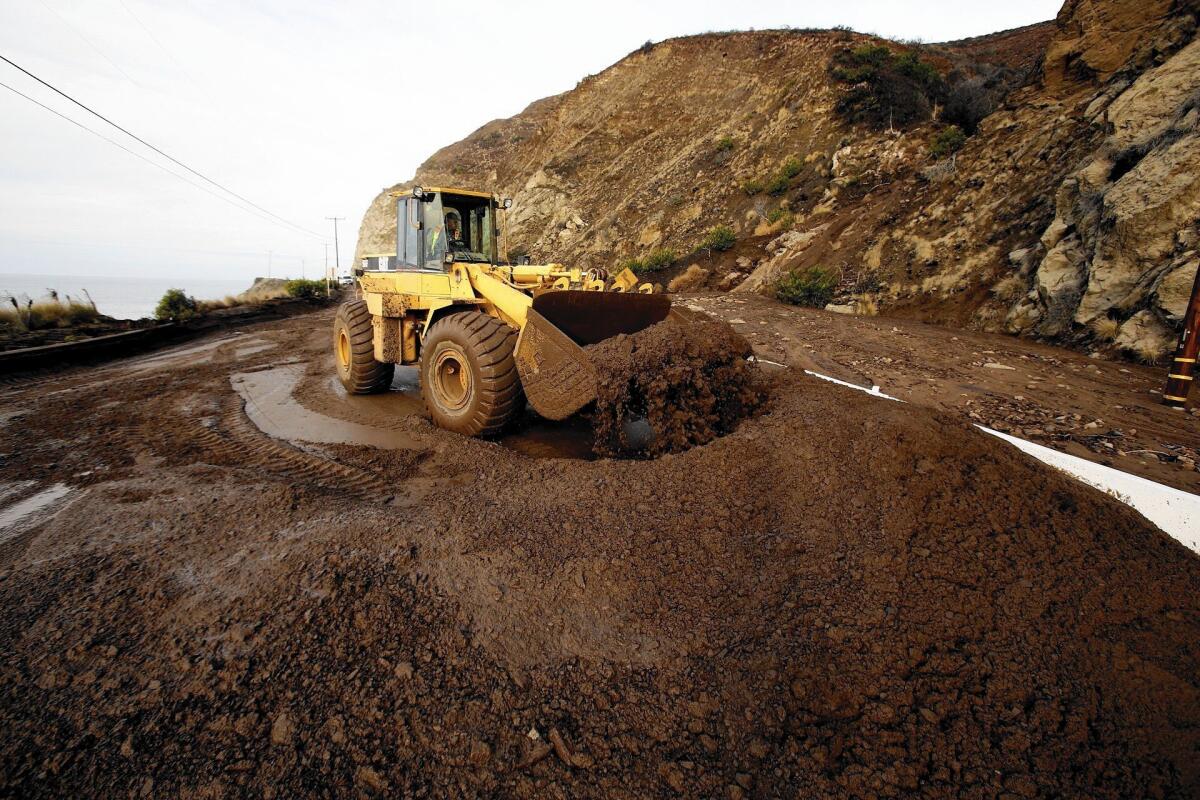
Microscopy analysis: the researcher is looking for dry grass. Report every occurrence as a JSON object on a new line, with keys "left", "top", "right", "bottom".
{"left": 1132, "top": 339, "right": 1163, "bottom": 366}
{"left": 196, "top": 286, "right": 288, "bottom": 313}
{"left": 990, "top": 274, "right": 1027, "bottom": 302}
{"left": 1, "top": 295, "right": 100, "bottom": 330}
{"left": 1090, "top": 317, "right": 1120, "bottom": 342}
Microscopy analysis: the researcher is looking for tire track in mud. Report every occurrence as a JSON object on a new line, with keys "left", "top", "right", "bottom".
{"left": 183, "top": 394, "right": 397, "bottom": 500}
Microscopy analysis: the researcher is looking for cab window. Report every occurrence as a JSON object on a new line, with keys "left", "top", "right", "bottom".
{"left": 400, "top": 198, "right": 421, "bottom": 268}
{"left": 420, "top": 194, "right": 447, "bottom": 267}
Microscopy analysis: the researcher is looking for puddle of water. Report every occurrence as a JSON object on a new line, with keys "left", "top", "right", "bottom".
{"left": 234, "top": 341, "right": 278, "bottom": 359}
{"left": 0, "top": 483, "right": 72, "bottom": 542}
{"left": 499, "top": 413, "right": 596, "bottom": 461}
{"left": 327, "top": 369, "right": 425, "bottom": 417}
{"left": 233, "top": 366, "right": 424, "bottom": 450}
{"left": 238, "top": 365, "right": 595, "bottom": 460}
{"left": 327, "top": 368, "right": 597, "bottom": 460}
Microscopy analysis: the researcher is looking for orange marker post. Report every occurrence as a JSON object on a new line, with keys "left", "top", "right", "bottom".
{"left": 1163, "top": 263, "right": 1200, "bottom": 408}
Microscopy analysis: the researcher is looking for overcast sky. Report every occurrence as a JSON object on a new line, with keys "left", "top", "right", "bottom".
{"left": 0, "top": 0, "right": 1063, "bottom": 283}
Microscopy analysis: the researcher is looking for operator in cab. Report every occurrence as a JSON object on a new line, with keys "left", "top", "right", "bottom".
{"left": 427, "top": 209, "right": 465, "bottom": 261}
{"left": 445, "top": 210, "right": 465, "bottom": 248}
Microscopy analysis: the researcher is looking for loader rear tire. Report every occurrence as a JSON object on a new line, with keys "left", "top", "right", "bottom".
{"left": 420, "top": 311, "right": 524, "bottom": 437}
{"left": 334, "top": 300, "right": 394, "bottom": 394}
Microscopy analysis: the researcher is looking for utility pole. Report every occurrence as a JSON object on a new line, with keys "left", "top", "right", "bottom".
{"left": 326, "top": 217, "right": 345, "bottom": 275}
{"left": 323, "top": 242, "right": 331, "bottom": 298}
{"left": 1163, "top": 263, "right": 1200, "bottom": 408}
{"left": 301, "top": 258, "right": 306, "bottom": 280}
{"left": 267, "top": 250, "right": 273, "bottom": 279}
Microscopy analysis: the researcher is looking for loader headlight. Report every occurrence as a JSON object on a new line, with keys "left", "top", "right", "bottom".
{"left": 412, "top": 186, "right": 425, "bottom": 199}
{"left": 502, "top": 198, "right": 513, "bottom": 209}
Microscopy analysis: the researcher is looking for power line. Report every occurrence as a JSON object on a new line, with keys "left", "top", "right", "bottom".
{"left": 36, "top": 0, "right": 139, "bottom": 85}
{"left": 115, "top": 0, "right": 208, "bottom": 96}
{"left": 0, "top": 51, "right": 323, "bottom": 239}
{"left": 0, "top": 78, "right": 320, "bottom": 239}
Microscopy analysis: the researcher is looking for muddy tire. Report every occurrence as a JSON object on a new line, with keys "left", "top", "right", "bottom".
{"left": 333, "top": 301, "right": 394, "bottom": 394}
{"left": 420, "top": 311, "right": 524, "bottom": 436}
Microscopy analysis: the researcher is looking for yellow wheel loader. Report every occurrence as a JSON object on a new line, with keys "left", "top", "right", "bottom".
{"left": 333, "top": 186, "right": 671, "bottom": 436}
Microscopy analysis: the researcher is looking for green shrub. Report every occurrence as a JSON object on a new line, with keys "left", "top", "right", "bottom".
{"left": 780, "top": 157, "right": 803, "bottom": 179}
{"left": 285, "top": 278, "right": 327, "bottom": 299}
{"left": 929, "top": 125, "right": 967, "bottom": 159}
{"left": 716, "top": 135, "right": 735, "bottom": 152}
{"left": 775, "top": 266, "right": 838, "bottom": 307}
{"left": 625, "top": 248, "right": 676, "bottom": 275}
{"left": 830, "top": 44, "right": 945, "bottom": 130}
{"left": 700, "top": 225, "right": 737, "bottom": 252}
{"left": 155, "top": 288, "right": 198, "bottom": 321}
{"left": 741, "top": 178, "right": 764, "bottom": 195}
{"left": 766, "top": 173, "right": 791, "bottom": 195}
{"left": 643, "top": 248, "right": 676, "bottom": 272}
{"left": 767, "top": 208, "right": 795, "bottom": 229}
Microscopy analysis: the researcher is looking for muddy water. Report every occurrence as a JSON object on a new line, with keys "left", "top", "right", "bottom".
{"left": 0, "top": 483, "right": 72, "bottom": 543}
{"left": 237, "top": 365, "right": 595, "bottom": 460}
{"left": 233, "top": 367, "right": 424, "bottom": 450}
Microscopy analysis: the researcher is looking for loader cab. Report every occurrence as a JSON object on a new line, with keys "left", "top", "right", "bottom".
{"left": 396, "top": 187, "right": 499, "bottom": 271}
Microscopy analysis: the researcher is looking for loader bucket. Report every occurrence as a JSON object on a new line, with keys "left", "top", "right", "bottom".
{"left": 515, "top": 291, "right": 671, "bottom": 421}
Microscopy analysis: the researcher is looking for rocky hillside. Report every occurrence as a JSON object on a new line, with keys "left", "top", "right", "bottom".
{"left": 354, "top": 0, "right": 1200, "bottom": 360}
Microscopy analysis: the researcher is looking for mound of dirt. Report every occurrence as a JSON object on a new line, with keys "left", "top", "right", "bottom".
{"left": 587, "top": 319, "right": 767, "bottom": 457}
{"left": 1, "top": 314, "right": 1198, "bottom": 798}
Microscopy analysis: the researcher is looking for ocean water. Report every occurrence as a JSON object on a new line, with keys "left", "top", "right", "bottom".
{"left": 0, "top": 273, "right": 254, "bottom": 320}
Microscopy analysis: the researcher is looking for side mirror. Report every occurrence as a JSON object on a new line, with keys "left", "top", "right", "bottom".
{"left": 353, "top": 267, "right": 364, "bottom": 277}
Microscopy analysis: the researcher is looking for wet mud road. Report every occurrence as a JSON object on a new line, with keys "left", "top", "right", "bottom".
{"left": 0, "top": 305, "right": 1198, "bottom": 798}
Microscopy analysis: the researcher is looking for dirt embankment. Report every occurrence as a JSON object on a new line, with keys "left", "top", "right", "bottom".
{"left": 0, "top": 306, "right": 1198, "bottom": 798}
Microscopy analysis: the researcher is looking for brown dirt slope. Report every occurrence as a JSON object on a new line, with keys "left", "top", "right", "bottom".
{"left": 355, "top": 0, "right": 1200, "bottom": 360}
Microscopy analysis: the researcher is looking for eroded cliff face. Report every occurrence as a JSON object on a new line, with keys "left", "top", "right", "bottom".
{"left": 1009, "top": 34, "right": 1200, "bottom": 355}
{"left": 354, "top": 0, "right": 1200, "bottom": 359}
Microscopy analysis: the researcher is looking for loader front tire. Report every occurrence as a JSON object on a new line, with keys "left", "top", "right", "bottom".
{"left": 421, "top": 311, "right": 523, "bottom": 437}
{"left": 334, "top": 300, "right": 394, "bottom": 394}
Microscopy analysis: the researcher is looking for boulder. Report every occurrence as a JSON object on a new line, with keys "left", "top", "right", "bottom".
{"left": 1106, "top": 39, "right": 1200, "bottom": 146}
{"left": 1155, "top": 260, "right": 1199, "bottom": 321}
{"left": 1034, "top": 236, "right": 1087, "bottom": 335}
{"left": 717, "top": 271, "right": 746, "bottom": 291}
{"left": 736, "top": 226, "right": 828, "bottom": 293}
{"left": 1113, "top": 309, "right": 1176, "bottom": 360}
{"left": 1029, "top": 36, "right": 1200, "bottom": 333}
{"left": 1075, "top": 132, "right": 1200, "bottom": 323}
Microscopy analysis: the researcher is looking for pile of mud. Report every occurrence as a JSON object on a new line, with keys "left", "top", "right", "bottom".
{"left": 587, "top": 319, "right": 766, "bottom": 457}
{"left": 1, "top": 365, "right": 1199, "bottom": 798}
